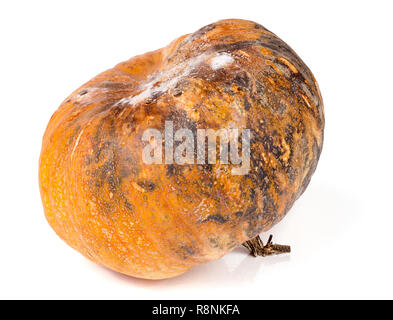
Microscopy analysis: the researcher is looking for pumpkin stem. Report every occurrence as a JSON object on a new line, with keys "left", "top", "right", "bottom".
{"left": 242, "top": 234, "right": 291, "bottom": 257}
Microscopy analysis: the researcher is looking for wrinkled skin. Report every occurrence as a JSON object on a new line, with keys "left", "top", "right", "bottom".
{"left": 39, "top": 19, "right": 324, "bottom": 279}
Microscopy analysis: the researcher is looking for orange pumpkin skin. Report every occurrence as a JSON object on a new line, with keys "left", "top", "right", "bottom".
{"left": 39, "top": 19, "right": 324, "bottom": 279}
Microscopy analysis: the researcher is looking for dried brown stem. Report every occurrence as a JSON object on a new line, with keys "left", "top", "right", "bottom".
{"left": 242, "top": 234, "right": 291, "bottom": 257}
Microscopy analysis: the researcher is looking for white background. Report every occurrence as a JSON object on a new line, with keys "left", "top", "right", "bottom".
{"left": 1, "top": 0, "right": 392, "bottom": 299}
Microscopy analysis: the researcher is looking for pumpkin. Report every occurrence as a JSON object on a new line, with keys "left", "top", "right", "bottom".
{"left": 39, "top": 19, "right": 324, "bottom": 279}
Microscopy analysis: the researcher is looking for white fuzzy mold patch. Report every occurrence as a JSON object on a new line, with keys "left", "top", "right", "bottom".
{"left": 116, "top": 51, "right": 235, "bottom": 107}
{"left": 210, "top": 52, "right": 234, "bottom": 70}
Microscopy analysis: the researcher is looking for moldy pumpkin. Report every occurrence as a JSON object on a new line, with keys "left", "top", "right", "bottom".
{"left": 39, "top": 19, "right": 324, "bottom": 279}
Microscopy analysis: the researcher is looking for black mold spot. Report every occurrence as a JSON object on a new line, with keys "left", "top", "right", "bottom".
{"left": 137, "top": 180, "right": 156, "bottom": 192}
{"left": 121, "top": 195, "right": 134, "bottom": 212}
{"left": 250, "top": 189, "right": 256, "bottom": 202}
{"left": 208, "top": 237, "right": 222, "bottom": 249}
{"left": 286, "top": 166, "right": 298, "bottom": 185}
{"left": 243, "top": 96, "right": 251, "bottom": 111}
{"left": 243, "top": 206, "right": 257, "bottom": 218}
{"left": 145, "top": 90, "right": 165, "bottom": 104}
{"left": 167, "top": 109, "right": 198, "bottom": 133}
{"left": 177, "top": 245, "right": 196, "bottom": 260}
{"left": 285, "top": 124, "right": 295, "bottom": 145}
{"left": 233, "top": 72, "right": 250, "bottom": 89}
{"left": 173, "top": 88, "right": 183, "bottom": 97}
{"left": 201, "top": 214, "right": 230, "bottom": 224}
{"left": 254, "top": 23, "right": 268, "bottom": 31}
{"left": 198, "top": 163, "right": 213, "bottom": 173}
{"left": 234, "top": 211, "right": 243, "bottom": 217}
{"left": 166, "top": 164, "right": 184, "bottom": 178}
{"left": 212, "top": 40, "right": 256, "bottom": 53}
